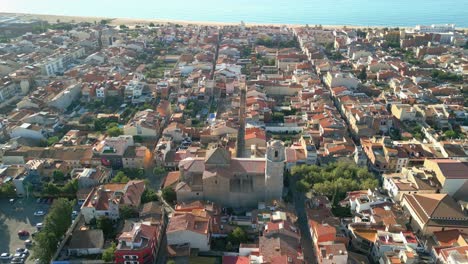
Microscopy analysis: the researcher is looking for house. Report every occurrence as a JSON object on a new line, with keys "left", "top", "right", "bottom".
{"left": 401, "top": 193, "right": 468, "bottom": 236}
{"left": 81, "top": 180, "right": 145, "bottom": 223}
{"left": 114, "top": 222, "right": 161, "bottom": 264}
{"left": 67, "top": 230, "right": 105, "bottom": 256}
{"left": 140, "top": 201, "right": 166, "bottom": 227}
{"left": 122, "top": 146, "right": 151, "bottom": 169}
{"left": 382, "top": 169, "right": 438, "bottom": 202}
{"left": 9, "top": 123, "right": 46, "bottom": 140}
{"left": 324, "top": 72, "right": 360, "bottom": 89}
{"left": 71, "top": 166, "right": 111, "bottom": 189}
{"left": 47, "top": 83, "right": 82, "bottom": 111}
{"left": 423, "top": 159, "right": 468, "bottom": 200}
{"left": 318, "top": 243, "right": 348, "bottom": 264}
{"left": 391, "top": 104, "right": 417, "bottom": 121}
{"left": 124, "top": 109, "right": 163, "bottom": 138}
{"left": 162, "top": 122, "right": 186, "bottom": 143}
{"left": 176, "top": 141, "right": 285, "bottom": 208}
{"left": 166, "top": 212, "right": 211, "bottom": 251}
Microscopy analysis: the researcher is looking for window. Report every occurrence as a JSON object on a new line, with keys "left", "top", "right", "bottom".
{"left": 274, "top": 150, "right": 278, "bottom": 158}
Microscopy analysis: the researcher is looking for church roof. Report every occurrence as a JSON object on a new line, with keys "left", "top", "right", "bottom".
{"left": 205, "top": 147, "right": 231, "bottom": 165}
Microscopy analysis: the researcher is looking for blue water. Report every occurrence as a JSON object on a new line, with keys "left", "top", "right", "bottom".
{"left": 1, "top": 0, "right": 467, "bottom": 27}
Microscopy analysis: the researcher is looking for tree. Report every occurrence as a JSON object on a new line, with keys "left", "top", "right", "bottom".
{"left": 162, "top": 187, "right": 176, "bottom": 204}
{"left": 102, "top": 242, "right": 116, "bottom": 262}
{"left": 112, "top": 171, "right": 130, "bottom": 183}
{"left": 120, "top": 205, "right": 138, "bottom": 219}
{"left": 52, "top": 170, "right": 65, "bottom": 182}
{"left": 0, "top": 182, "right": 16, "bottom": 197}
{"left": 227, "top": 227, "right": 248, "bottom": 245}
{"left": 296, "top": 179, "right": 311, "bottom": 193}
{"left": 166, "top": 260, "right": 176, "bottom": 264}
{"left": 33, "top": 198, "right": 74, "bottom": 263}
{"left": 291, "top": 162, "right": 378, "bottom": 204}
{"left": 107, "top": 126, "right": 123, "bottom": 137}
{"left": 149, "top": 22, "right": 155, "bottom": 27}
{"left": 357, "top": 67, "right": 367, "bottom": 81}
{"left": 97, "top": 217, "right": 114, "bottom": 238}
{"left": 141, "top": 188, "right": 158, "bottom": 204}
{"left": 272, "top": 112, "right": 285, "bottom": 123}
{"left": 47, "top": 136, "right": 60, "bottom": 146}
{"left": 444, "top": 130, "right": 458, "bottom": 139}
{"left": 153, "top": 166, "right": 166, "bottom": 176}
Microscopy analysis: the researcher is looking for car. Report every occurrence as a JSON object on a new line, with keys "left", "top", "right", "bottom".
{"left": 35, "top": 223, "right": 43, "bottom": 230}
{"left": 24, "top": 240, "right": 33, "bottom": 247}
{"left": 9, "top": 198, "right": 15, "bottom": 203}
{"left": 15, "top": 249, "right": 28, "bottom": 255}
{"left": 36, "top": 198, "right": 41, "bottom": 203}
{"left": 33, "top": 211, "right": 45, "bottom": 216}
{"left": 10, "top": 257, "right": 24, "bottom": 264}
{"left": 0, "top": 253, "right": 11, "bottom": 260}
{"left": 13, "top": 253, "right": 26, "bottom": 260}
{"left": 17, "top": 230, "right": 29, "bottom": 237}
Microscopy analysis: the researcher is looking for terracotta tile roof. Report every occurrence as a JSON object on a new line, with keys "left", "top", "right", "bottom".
{"left": 439, "top": 246, "right": 468, "bottom": 262}
{"left": 403, "top": 193, "right": 468, "bottom": 226}
{"left": 167, "top": 213, "right": 210, "bottom": 236}
{"left": 163, "top": 171, "right": 180, "bottom": 188}
{"left": 433, "top": 229, "right": 466, "bottom": 247}
{"left": 425, "top": 159, "right": 468, "bottom": 179}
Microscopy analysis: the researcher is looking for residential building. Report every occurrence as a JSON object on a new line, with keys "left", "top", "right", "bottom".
{"left": 166, "top": 212, "right": 211, "bottom": 251}
{"left": 115, "top": 222, "right": 161, "bottom": 264}
{"left": 81, "top": 180, "right": 145, "bottom": 223}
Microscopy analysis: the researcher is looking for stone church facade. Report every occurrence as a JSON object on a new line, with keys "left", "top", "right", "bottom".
{"left": 175, "top": 140, "right": 285, "bottom": 207}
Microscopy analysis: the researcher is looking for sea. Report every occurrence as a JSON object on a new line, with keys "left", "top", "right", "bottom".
{"left": 1, "top": 0, "right": 468, "bottom": 27}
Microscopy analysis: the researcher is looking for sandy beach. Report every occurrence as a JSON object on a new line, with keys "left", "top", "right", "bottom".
{"left": 0, "top": 12, "right": 421, "bottom": 30}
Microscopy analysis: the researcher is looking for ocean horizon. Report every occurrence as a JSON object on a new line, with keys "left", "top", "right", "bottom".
{"left": 1, "top": 0, "right": 468, "bottom": 27}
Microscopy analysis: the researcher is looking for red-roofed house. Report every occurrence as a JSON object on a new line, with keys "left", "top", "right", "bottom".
{"left": 114, "top": 223, "right": 160, "bottom": 264}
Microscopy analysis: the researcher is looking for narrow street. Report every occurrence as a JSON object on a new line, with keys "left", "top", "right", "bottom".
{"left": 291, "top": 176, "right": 317, "bottom": 264}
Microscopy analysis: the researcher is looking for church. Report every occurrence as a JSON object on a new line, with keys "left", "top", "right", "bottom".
{"left": 175, "top": 140, "right": 285, "bottom": 208}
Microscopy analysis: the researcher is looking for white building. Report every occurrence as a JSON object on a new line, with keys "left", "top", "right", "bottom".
{"left": 414, "top": 24, "right": 455, "bottom": 33}
{"left": 324, "top": 72, "right": 360, "bottom": 89}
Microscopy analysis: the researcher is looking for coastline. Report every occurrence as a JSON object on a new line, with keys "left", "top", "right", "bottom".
{"left": 1, "top": 12, "right": 467, "bottom": 31}
{"left": 0, "top": 12, "right": 408, "bottom": 29}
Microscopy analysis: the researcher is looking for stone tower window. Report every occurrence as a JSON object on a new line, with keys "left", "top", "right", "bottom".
{"left": 275, "top": 150, "right": 278, "bottom": 158}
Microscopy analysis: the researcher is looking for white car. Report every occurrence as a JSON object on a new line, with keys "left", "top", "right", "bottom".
{"left": 33, "top": 211, "right": 45, "bottom": 216}
{"left": 0, "top": 253, "right": 12, "bottom": 260}
{"left": 35, "top": 223, "right": 43, "bottom": 229}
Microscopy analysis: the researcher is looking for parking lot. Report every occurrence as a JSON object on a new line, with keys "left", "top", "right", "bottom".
{"left": 0, "top": 197, "right": 50, "bottom": 264}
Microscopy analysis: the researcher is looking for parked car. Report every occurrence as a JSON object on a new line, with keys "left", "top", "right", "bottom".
{"left": 24, "top": 240, "right": 33, "bottom": 247}
{"left": 35, "top": 223, "right": 43, "bottom": 230}
{"left": 13, "top": 253, "right": 26, "bottom": 260}
{"left": 0, "top": 253, "right": 11, "bottom": 260}
{"left": 9, "top": 199, "right": 15, "bottom": 203}
{"left": 17, "top": 230, "right": 29, "bottom": 237}
{"left": 10, "top": 257, "right": 24, "bottom": 264}
{"left": 36, "top": 198, "right": 41, "bottom": 203}
{"left": 15, "top": 249, "right": 28, "bottom": 256}
{"left": 33, "top": 211, "right": 45, "bottom": 216}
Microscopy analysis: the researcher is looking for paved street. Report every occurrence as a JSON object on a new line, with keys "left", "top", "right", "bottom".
{"left": 0, "top": 197, "right": 48, "bottom": 264}
{"left": 291, "top": 177, "right": 316, "bottom": 264}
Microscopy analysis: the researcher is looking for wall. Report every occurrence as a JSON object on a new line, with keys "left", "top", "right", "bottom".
{"left": 167, "top": 231, "right": 210, "bottom": 251}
